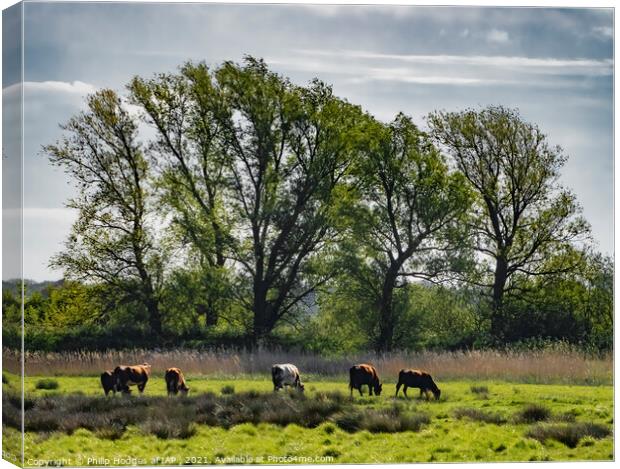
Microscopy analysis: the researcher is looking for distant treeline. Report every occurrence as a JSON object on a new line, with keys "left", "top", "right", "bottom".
{"left": 4, "top": 57, "right": 612, "bottom": 353}
{"left": 3, "top": 262, "right": 612, "bottom": 353}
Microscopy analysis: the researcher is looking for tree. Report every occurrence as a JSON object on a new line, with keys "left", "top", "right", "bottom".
{"left": 428, "top": 106, "right": 590, "bottom": 341}
{"left": 129, "top": 63, "right": 232, "bottom": 327}
{"left": 46, "top": 90, "right": 166, "bottom": 335}
{"left": 213, "top": 58, "right": 368, "bottom": 344}
{"left": 346, "top": 114, "right": 472, "bottom": 351}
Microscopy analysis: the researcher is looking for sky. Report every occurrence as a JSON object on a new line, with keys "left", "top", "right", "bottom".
{"left": 1, "top": 1, "right": 614, "bottom": 281}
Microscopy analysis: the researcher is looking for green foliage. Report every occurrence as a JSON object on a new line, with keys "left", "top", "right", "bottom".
{"left": 453, "top": 407, "right": 507, "bottom": 424}
{"left": 35, "top": 379, "right": 59, "bottom": 390}
{"left": 525, "top": 422, "right": 610, "bottom": 448}
{"left": 429, "top": 106, "right": 591, "bottom": 342}
{"left": 221, "top": 385, "right": 235, "bottom": 395}
{"left": 36, "top": 59, "right": 610, "bottom": 354}
{"left": 512, "top": 404, "right": 551, "bottom": 424}
{"left": 45, "top": 89, "right": 166, "bottom": 335}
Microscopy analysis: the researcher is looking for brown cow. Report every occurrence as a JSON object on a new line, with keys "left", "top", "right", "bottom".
{"left": 349, "top": 364, "right": 382, "bottom": 397}
{"left": 395, "top": 369, "right": 441, "bottom": 400}
{"left": 113, "top": 363, "right": 151, "bottom": 394}
{"left": 100, "top": 370, "right": 116, "bottom": 396}
{"left": 165, "top": 367, "right": 190, "bottom": 396}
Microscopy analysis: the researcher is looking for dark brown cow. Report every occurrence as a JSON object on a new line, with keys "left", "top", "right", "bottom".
{"left": 165, "top": 367, "right": 190, "bottom": 396}
{"left": 100, "top": 370, "right": 116, "bottom": 396}
{"left": 395, "top": 369, "right": 441, "bottom": 400}
{"left": 114, "top": 363, "right": 151, "bottom": 394}
{"left": 349, "top": 364, "right": 382, "bottom": 397}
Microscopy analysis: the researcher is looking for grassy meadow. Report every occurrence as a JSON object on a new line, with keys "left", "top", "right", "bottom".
{"left": 2, "top": 354, "right": 614, "bottom": 465}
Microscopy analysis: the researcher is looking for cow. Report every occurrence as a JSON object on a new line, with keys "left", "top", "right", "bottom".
{"left": 165, "top": 367, "right": 190, "bottom": 396}
{"left": 271, "top": 364, "right": 305, "bottom": 392}
{"left": 100, "top": 370, "right": 117, "bottom": 396}
{"left": 349, "top": 364, "right": 382, "bottom": 397}
{"left": 113, "top": 363, "right": 151, "bottom": 394}
{"left": 395, "top": 369, "right": 441, "bottom": 400}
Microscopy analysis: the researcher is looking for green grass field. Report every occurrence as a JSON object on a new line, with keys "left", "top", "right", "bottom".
{"left": 2, "top": 373, "right": 614, "bottom": 465}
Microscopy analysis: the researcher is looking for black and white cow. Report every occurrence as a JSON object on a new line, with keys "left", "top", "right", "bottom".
{"left": 271, "top": 363, "right": 305, "bottom": 392}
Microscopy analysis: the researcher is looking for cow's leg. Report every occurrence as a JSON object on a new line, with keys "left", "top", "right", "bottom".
{"left": 358, "top": 386, "right": 363, "bottom": 397}
{"left": 368, "top": 384, "right": 373, "bottom": 396}
{"left": 395, "top": 382, "right": 402, "bottom": 397}
{"left": 403, "top": 386, "right": 409, "bottom": 398}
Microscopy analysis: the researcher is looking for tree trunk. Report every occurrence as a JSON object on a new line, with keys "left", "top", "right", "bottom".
{"left": 376, "top": 266, "right": 400, "bottom": 353}
{"left": 146, "top": 297, "right": 162, "bottom": 336}
{"left": 490, "top": 256, "right": 509, "bottom": 341}
{"left": 251, "top": 281, "right": 274, "bottom": 347}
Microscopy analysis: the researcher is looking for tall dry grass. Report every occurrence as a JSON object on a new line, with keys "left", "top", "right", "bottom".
{"left": 4, "top": 347, "right": 611, "bottom": 384}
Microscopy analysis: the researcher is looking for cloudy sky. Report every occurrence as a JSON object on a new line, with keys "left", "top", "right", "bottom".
{"left": 2, "top": 2, "right": 614, "bottom": 281}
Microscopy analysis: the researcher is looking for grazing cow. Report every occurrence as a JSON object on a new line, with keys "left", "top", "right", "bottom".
{"left": 395, "top": 369, "right": 441, "bottom": 400}
{"left": 349, "top": 364, "right": 382, "bottom": 397}
{"left": 271, "top": 364, "right": 305, "bottom": 392}
{"left": 100, "top": 370, "right": 116, "bottom": 396}
{"left": 165, "top": 367, "right": 190, "bottom": 396}
{"left": 113, "top": 363, "right": 151, "bottom": 394}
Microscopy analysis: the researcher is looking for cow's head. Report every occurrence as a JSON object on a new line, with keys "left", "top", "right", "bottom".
{"left": 374, "top": 382, "right": 383, "bottom": 396}
{"left": 432, "top": 387, "right": 441, "bottom": 400}
{"left": 180, "top": 385, "right": 190, "bottom": 396}
{"left": 298, "top": 382, "right": 305, "bottom": 392}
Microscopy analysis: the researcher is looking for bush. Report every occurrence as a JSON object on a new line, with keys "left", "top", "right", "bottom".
{"left": 221, "top": 385, "right": 235, "bottom": 395}
{"left": 12, "top": 391, "right": 430, "bottom": 436}
{"left": 526, "top": 422, "right": 611, "bottom": 448}
{"left": 35, "top": 379, "right": 59, "bottom": 390}
{"left": 470, "top": 385, "right": 489, "bottom": 395}
{"left": 512, "top": 404, "right": 551, "bottom": 424}
{"left": 454, "top": 407, "right": 506, "bottom": 425}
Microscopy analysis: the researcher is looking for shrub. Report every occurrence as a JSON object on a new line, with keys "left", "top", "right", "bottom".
{"left": 526, "top": 422, "right": 611, "bottom": 448}
{"left": 221, "top": 385, "right": 235, "bottom": 395}
{"left": 470, "top": 385, "right": 489, "bottom": 395}
{"left": 141, "top": 419, "right": 197, "bottom": 439}
{"left": 35, "top": 379, "right": 59, "bottom": 390}
{"left": 454, "top": 407, "right": 506, "bottom": 425}
{"left": 513, "top": 404, "right": 551, "bottom": 424}
{"left": 334, "top": 410, "right": 362, "bottom": 433}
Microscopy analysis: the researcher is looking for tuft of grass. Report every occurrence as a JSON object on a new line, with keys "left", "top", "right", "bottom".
{"left": 35, "top": 379, "right": 59, "bottom": 390}
{"left": 470, "top": 385, "right": 489, "bottom": 395}
{"left": 220, "top": 385, "right": 235, "bottom": 395}
{"left": 454, "top": 407, "right": 507, "bottom": 425}
{"left": 334, "top": 405, "right": 429, "bottom": 434}
{"left": 526, "top": 422, "right": 611, "bottom": 448}
{"left": 512, "top": 403, "right": 551, "bottom": 424}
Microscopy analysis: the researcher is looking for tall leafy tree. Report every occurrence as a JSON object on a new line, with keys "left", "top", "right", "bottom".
{"left": 428, "top": 106, "right": 590, "bottom": 341}
{"left": 346, "top": 114, "right": 472, "bottom": 351}
{"left": 129, "top": 63, "right": 231, "bottom": 327}
{"left": 214, "top": 58, "right": 368, "bottom": 344}
{"left": 46, "top": 90, "right": 166, "bottom": 335}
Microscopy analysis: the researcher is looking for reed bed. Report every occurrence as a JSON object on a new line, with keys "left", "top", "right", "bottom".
{"left": 4, "top": 347, "right": 611, "bottom": 384}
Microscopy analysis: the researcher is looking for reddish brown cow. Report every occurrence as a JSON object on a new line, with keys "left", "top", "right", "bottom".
{"left": 165, "top": 367, "right": 190, "bottom": 396}
{"left": 114, "top": 363, "right": 151, "bottom": 394}
{"left": 395, "top": 369, "right": 441, "bottom": 400}
{"left": 349, "top": 364, "right": 382, "bottom": 397}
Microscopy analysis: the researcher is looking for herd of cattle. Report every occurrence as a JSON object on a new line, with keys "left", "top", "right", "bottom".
{"left": 100, "top": 363, "right": 441, "bottom": 400}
